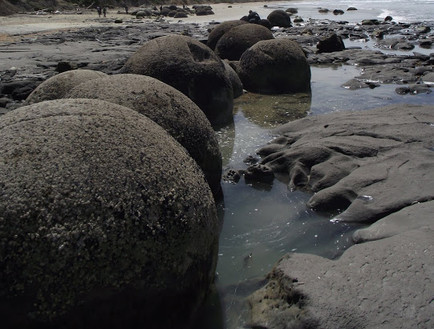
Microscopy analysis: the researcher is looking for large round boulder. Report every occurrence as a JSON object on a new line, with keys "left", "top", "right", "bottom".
{"left": 0, "top": 98, "right": 220, "bottom": 329}
{"left": 26, "top": 69, "right": 107, "bottom": 104}
{"left": 121, "top": 35, "right": 234, "bottom": 127}
{"left": 207, "top": 20, "right": 249, "bottom": 50}
{"left": 267, "top": 10, "right": 292, "bottom": 28}
{"left": 66, "top": 74, "right": 222, "bottom": 199}
{"left": 239, "top": 38, "right": 311, "bottom": 94}
{"left": 214, "top": 23, "right": 274, "bottom": 60}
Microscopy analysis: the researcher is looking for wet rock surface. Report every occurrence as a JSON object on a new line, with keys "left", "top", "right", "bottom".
{"left": 258, "top": 104, "right": 434, "bottom": 224}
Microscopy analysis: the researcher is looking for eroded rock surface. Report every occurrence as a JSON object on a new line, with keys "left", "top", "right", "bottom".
{"left": 251, "top": 224, "right": 433, "bottom": 329}
{"left": 257, "top": 104, "right": 434, "bottom": 224}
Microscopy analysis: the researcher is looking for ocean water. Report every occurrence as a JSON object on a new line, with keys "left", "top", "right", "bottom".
{"left": 257, "top": 0, "right": 434, "bottom": 23}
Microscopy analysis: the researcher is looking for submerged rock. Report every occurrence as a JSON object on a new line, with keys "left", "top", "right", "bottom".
{"left": 0, "top": 99, "right": 220, "bottom": 329}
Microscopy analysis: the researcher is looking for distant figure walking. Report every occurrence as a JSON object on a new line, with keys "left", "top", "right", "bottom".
{"left": 103, "top": 7, "right": 107, "bottom": 17}
{"left": 123, "top": 2, "right": 128, "bottom": 14}
{"left": 96, "top": 6, "right": 102, "bottom": 17}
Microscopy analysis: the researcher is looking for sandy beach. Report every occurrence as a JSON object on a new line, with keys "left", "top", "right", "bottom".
{"left": 0, "top": 2, "right": 270, "bottom": 38}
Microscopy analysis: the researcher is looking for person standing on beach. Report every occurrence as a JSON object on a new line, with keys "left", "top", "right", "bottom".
{"left": 96, "top": 6, "right": 102, "bottom": 17}
{"left": 103, "top": 7, "right": 107, "bottom": 17}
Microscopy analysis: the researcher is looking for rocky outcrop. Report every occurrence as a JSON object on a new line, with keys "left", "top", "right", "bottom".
{"left": 249, "top": 222, "right": 433, "bottom": 329}
{"left": 246, "top": 104, "right": 434, "bottom": 329}
{"left": 257, "top": 104, "right": 434, "bottom": 224}
{"left": 0, "top": 98, "right": 220, "bottom": 329}
{"left": 121, "top": 35, "right": 234, "bottom": 127}
{"left": 26, "top": 69, "right": 107, "bottom": 104}
{"left": 214, "top": 23, "right": 274, "bottom": 60}
{"left": 238, "top": 38, "right": 311, "bottom": 94}
{"left": 65, "top": 74, "right": 222, "bottom": 200}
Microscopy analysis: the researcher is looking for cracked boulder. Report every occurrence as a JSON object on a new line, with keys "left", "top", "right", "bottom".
{"left": 256, "top": 104, "right": 434, "bottom": 224}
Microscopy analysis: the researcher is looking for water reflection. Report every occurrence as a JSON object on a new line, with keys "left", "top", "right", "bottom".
{"left": 211, "top": 87, "right": 361, "bottom": 329}
{"left": 233, "top": 92, "right": 312, "bottom": 128}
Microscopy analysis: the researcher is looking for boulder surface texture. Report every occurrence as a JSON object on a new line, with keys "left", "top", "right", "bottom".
{"left": 214, "top": 23, "right": 274, "bottom": 60}
{"left": 121, "top": 35, "right": 234, "bottom": 127}
{"left": 267, "top": 10, "right": 292, "bottom": 27}
{"left": 0, "top": 99, "right": 220, "bottom": 329}
{"left": 239, "top": 38, "right": 311, "bottom": 94}
{"left": 66, "top": 74, "right": 222, "bottom": 200}
{"left": 207, "top": 20, "right": 249, "bottom": 50}
{"left": 26, "top": 69, "right": 107, "bottom": 104}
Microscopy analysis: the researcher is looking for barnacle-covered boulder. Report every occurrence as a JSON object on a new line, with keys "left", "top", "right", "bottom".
{"left": 67, "top": 74, "right": 222, "bottom": 199}
{"left": 0, "top": 98, "right": 220, "bottom": 329}
{"left": 26, "top": 69, "right": 107, "bottom": 104}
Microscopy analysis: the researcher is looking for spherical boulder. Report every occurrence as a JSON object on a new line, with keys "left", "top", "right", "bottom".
{"left": 267, "top": 10, "right": 292, "bottom": 27}
{"left": 66, "top": 74, "right": 222, "bottom": 199}
{"left": 26, "top": 69, "right": 107, "bottom": 104}
{"left": 239, "top": 38, "right": 311, "bottom": 94}
{"left": 0, "top": 98, "right": 220, "bottom": 329}
{"left": 214, "top": 23, "right": 274, "bottom": 61}
{"left": 121, "top": 35, "right": 234, "bottom": 127}
{"left": 207, "top": 20, "right": 249, "bottom": 50}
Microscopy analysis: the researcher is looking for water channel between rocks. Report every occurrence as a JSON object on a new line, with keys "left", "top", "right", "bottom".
{"left": 199, "top": 64, "right": 434, "bottom": 329}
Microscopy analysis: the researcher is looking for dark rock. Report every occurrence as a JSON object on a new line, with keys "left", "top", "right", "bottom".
{"left": 362, "top": 19, "right": 380, "bottom": 25}
{"left": 239, "top": 39, "right": 311, "bottom": 94}
{"left": 395, "top": 83, "right": 431, "bottom": 95}
{"left": 333, "top": 9, "right": 345, "bottom": 15}
{"left": 347, "top": 7, "right": 358, "bottom": 11}
{"left": 194, "top": 5, "right": 214, "bottom": 16}
{"left": 318, "top": 8, "right": 330, "bottom": 13}
{"left": 384, "top": 15, "right": 393, "bottom": 22}
{"left": 56, "top": 61, "right": 78, "bottom": 72}
{"left": 223, "top": 168, "right": 241, "bottom": 184}
{"left": 267, "top": 10, "right": 292, "bottom": 28}
{"left": 258, "top": 19, "right": 272, "bottom": 29}
{"left": 316, "top": 33, "right": 345, "bottom": 53}
{"left": 286, "top": 8, "right": 298, "bottom": 15}
{"left": 121, "top": 35, "right": 234, "bottom": 127}
{"left": 0, "top": 98, "right": 220, "bottom": 329}
{"left": 215, "top": 23, "right": 274, "bottom": 60}
{"left": 244, "top": 163, "right": 275, "bottom": 184}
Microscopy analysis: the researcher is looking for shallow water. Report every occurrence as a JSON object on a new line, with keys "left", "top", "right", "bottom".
{"left": 204, "top": 61, "right": 433, "bottom": 328}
